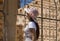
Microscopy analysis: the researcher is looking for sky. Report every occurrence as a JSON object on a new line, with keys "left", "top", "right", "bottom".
{"left": 20, "top": 0, "right": 33, "bottom": 8}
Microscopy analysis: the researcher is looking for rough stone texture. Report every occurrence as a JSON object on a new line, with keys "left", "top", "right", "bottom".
{"left": 0, "top": 0, "right": 60, "bottom": 41}
{"left": 17, "top": 0, "right": 60, "bottom": 41}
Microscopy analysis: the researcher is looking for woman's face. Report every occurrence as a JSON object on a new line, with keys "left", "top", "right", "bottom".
{"left": 26, "top": 13, "right": 30, "bottom": 19}
{"left": 26, "top": 12, "right": 35, "bottom": 20}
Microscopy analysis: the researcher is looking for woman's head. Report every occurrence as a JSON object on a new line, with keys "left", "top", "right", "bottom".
{"left": 24, "top": 7, "right": 39, "bottom": 19}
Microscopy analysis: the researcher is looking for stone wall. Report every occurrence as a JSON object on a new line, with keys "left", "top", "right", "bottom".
{"left": 17, "top": 0, "right": 60, "bottom": 41}
{"left": 0, "top": 0, "right": 60, "bottom": 41}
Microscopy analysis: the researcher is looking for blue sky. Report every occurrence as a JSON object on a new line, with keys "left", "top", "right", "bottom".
{"left": 20, "top": 0, "right": 33, "bottom": 8}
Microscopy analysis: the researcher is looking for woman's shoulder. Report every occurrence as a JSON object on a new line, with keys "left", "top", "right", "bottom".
{"left": 28, "top": 21, "right": 35, "bottom": 25}
{"left": 28, "top": 21, "right": 36, "bottom": 28}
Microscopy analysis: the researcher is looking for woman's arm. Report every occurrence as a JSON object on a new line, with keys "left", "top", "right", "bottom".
{"left": 29, "top": 28, "right": 36, "bottom": 41}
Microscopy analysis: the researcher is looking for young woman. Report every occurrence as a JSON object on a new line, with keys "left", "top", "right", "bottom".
{"left": 24, "top": 7, "right": 40, "bottom": 41}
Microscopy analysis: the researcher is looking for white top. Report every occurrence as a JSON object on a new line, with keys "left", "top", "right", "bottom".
{"left": 24, "top": 21, "right": 36, "bottom": 38}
